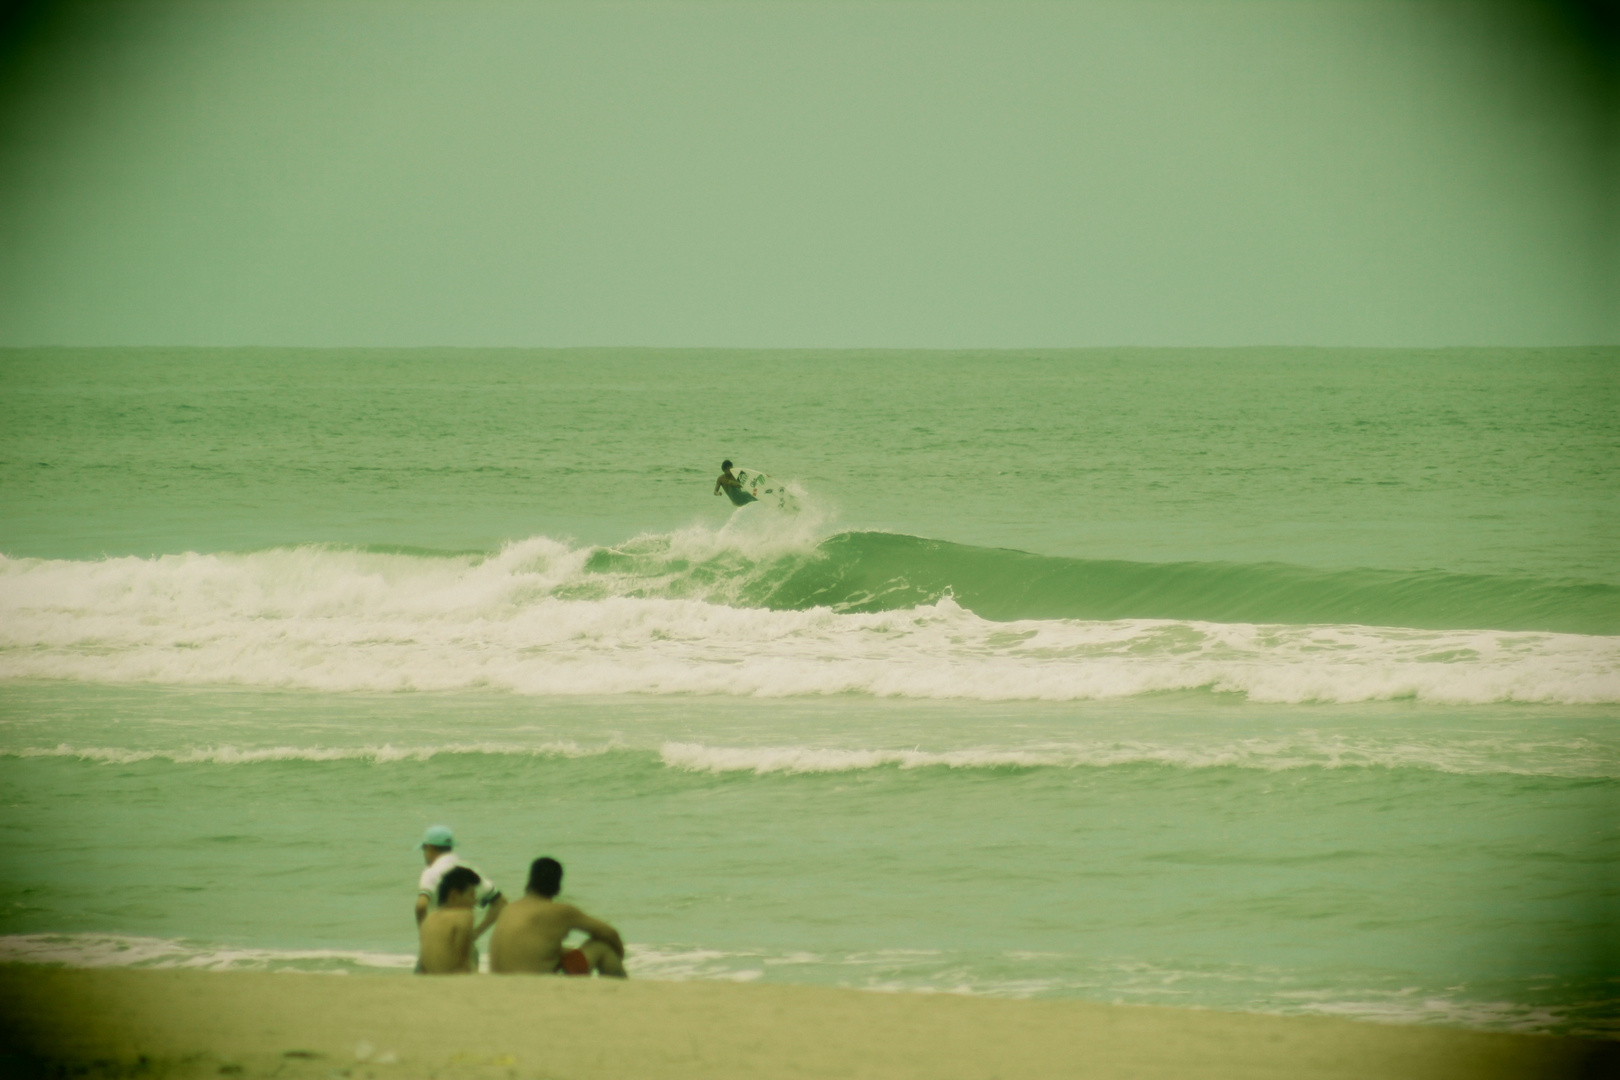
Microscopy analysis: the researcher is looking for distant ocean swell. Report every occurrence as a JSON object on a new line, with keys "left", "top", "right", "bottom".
{"left": 6, "top": 737, "right": 1615, "bottom": 778}
{"left": 1, "top": 530, "right": 1616, "bottom": 705}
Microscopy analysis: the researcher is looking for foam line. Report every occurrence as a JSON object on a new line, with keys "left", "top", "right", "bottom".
{"left": 0, "top": 741, "right": 608, "bottom": 766}
{"left": 2, "top": 536, "right": 1616, "bottom": 704}
{"left": 0, "top": 934, "right": 1597, "bottom": 1035}
{"left": 656, "top": 737, "right": 1616, "bottom": 778}
{"left": 5, "top": 736, "right": 1610, "bottom": 778}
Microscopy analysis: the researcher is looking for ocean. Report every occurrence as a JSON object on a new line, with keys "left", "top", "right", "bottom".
{"left": 0, "top": 347, "right": 1614, "bottom": 1035}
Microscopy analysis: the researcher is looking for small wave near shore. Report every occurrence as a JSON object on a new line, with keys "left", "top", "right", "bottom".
{"left": 6, "top": 731, "right": 1614, "bottom": 777}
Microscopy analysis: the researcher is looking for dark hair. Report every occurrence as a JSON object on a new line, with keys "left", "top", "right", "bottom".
{"left": 437, "top": 865, "right": 481, "bottom": 905}
{"left": 721, "top": 460, "right": 733, "bottom": 470}
{"left": 526, "top": 857, "right": 563, "bottom": 898}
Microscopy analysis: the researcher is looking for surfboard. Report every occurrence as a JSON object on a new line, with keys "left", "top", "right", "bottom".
{"left": 727, "top": 467, "right": 800, "bottom": 513}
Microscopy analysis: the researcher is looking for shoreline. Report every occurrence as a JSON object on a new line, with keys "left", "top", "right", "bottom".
{"left": 0, "top": 965, "right": 1610, "bottom": 1079}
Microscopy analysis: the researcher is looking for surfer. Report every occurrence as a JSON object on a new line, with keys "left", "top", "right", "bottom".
{"left": 714, "top": 460, "right": 756, "bottom": 506}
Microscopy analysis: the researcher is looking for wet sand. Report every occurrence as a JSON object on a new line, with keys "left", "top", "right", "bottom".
{"left": 1, "top": 965, "right": 1611, "bottom": 1079}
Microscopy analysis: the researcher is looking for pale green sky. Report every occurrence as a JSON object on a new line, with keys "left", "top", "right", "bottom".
{"left": 0, "top": 0, "right": 1613, "bottom": 346}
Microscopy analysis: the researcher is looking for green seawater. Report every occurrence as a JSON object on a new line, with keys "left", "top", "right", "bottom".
{"left": 0, "top": 348, "right": 1615, "bottom": 1033}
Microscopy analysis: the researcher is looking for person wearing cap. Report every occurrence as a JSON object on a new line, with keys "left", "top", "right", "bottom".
{"left": 415, "top": 825, "right": 506, "bottom": 951}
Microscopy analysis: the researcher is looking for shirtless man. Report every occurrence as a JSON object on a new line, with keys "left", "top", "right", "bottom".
{"left": 488, "top": 857, "right": 627, "bottom": 977}
{"left": 418, "top": 866, "right": 481, "bottom": 974}
{"left": 713, "top": 460, "right": 755, "bottom": 506}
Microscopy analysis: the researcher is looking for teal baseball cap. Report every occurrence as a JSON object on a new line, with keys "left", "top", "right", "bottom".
{"left": 419, "top": 824, "right": 455, "bottom": 849}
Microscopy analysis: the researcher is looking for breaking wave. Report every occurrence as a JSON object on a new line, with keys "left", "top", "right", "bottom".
{"left": 1, "top": 527, "right": 1615, "bottom": 704}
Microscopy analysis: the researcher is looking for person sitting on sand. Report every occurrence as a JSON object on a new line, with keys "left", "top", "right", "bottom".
{"left": 415, "top": 825, "right": 505, "bottom": 943}
{"left": 488, "top": 857, "right": 627, "bottom": 977}
{"left": 418, "top": 866, "right": 482, "bottom": 974}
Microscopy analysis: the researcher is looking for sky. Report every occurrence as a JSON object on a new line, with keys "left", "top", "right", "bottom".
{"left": 0, "top": 0, "right": 1614, "bottom": 347}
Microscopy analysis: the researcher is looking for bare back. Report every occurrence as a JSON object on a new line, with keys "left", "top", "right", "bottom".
{"left": 489, "top": 894, "right": 619, "bottom": 974}
{"left": 418, "top": 906, "right": 476, "bottom": 974}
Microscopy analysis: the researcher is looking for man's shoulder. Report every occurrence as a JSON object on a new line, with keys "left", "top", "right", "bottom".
{"left": 418, "top": 853, "right": 466, "bottom": 892}
{"left": 507, "top": 895, "right": 576, "bottom": 920}
{"left": 546, "top": 900, "right": 592, "bottom": 924}
{"left": 426, "top": 905, "right": 475, "bottom": 926}
{"left": 506, "top": 894, "right": 558, "bottom": 914}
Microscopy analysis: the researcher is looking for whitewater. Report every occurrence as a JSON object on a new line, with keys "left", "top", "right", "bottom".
{"left": 4, "top": 528, "right": 1616, "bottom": 704}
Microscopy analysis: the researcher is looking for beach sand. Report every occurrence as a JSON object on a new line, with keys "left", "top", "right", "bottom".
{"left": 0, "top": 965, "right": 1609, "bottom": 1079}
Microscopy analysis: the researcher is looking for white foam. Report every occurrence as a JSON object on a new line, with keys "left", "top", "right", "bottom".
{"left": 0, "top": 933, "right": 413, "bottom": 973}
{"left": 0, "top": 741, "right": 608, "bottom": 766}
{"left": 658, "top": 736, "right": 1618, "bottom": 777}
{"left": 1279, "top": 994, "right": 1573, "bottom": 1034}
{"left": 1, "top": 541, "right": 1616, "bottom": 705}
{"left": 8, "top": 733, "right": 1600, "bottom": 777}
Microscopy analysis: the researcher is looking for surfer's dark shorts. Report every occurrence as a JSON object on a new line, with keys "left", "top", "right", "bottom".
{"left": 557, "top": 948, "right": 590, "bottom": 976}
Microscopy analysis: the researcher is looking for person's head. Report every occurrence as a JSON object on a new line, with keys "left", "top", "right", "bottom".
{"left": 721, "top": 460, "right": 733, "bottom": 472}
{"left": 419, "top": 824, "right": 454, "bottom": 865}
{"left": 438, "top": 865, "right": 481, "bottom": 906}
{"left": 526, "top": 857, "right": 563, "bottom": 899}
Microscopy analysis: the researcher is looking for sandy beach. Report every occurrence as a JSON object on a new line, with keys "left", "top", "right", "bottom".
{"left": 0, "top": 965, "right": 1609, "bottom": 1080}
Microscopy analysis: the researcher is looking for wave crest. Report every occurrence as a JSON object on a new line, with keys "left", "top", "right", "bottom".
{"left": 657, "top": 737, "right": 1616, "bottom": 777}
{"left": 8, "top": 736, "right": 1610, "bottom": 778}
{"left": 2, "top": 532, "right": 1616, "bottom": 704}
